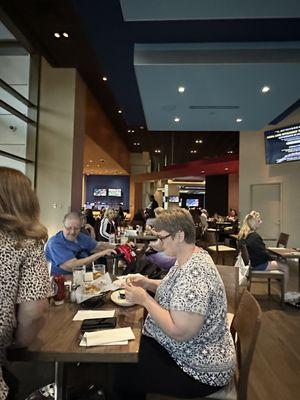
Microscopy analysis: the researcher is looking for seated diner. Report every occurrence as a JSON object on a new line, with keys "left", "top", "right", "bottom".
{"left": 113, "top": 207, "right": 236, "bottom": 399}
{"left": 238, "top": 210, "right": 289, "bottom": 292}
{"left": 45, "top": 212, "right": 116, "bottom": 276}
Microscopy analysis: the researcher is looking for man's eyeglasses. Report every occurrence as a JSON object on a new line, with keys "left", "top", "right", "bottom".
{"left": 156, "top": 233, "right": 172, "bottom": 242}
{"left": 64, "top": 225, "right": 81, "bottom": 232}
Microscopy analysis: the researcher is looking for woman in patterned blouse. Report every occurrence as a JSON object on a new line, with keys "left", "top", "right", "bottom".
{"left": 112, "top": 207, "right": 236, "bottom": 400}
{"left": 0, "top": 167, "right": 52, "bottom": 400}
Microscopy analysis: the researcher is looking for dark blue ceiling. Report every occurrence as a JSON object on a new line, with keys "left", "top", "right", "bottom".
{"left": 72, "top": 0, "right": 300, "bottom": 127}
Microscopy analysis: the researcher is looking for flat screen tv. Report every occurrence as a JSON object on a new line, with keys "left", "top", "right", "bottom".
{"left": 93, "top": 188, "right": 107, "bottom": 197}
{"left": 169, "top": 195, "right": 179, "bottom": 203}
{"left": 264, "top": 123, "right": 300, "bottom": 164}
{"left": 186, "top": 198, "right": 199, "bottom": 207}
{"left": 108, "top": 188, "right": 122, "bottom": 197}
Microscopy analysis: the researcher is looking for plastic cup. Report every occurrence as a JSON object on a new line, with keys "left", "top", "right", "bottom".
{"left": 93, "top": 264, "right": 106, "bottom": 280}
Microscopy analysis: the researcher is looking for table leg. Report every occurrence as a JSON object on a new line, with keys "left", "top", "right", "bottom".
{"left": 54, "top": 361, "right": 66, "bottom": 400}
{"left": 298, "top": 259, "right": 300, "bottom": 292}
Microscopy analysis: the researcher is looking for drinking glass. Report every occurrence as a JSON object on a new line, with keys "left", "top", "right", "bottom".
{"left": 93, "top": 264, "right": 106, "bottom": 280}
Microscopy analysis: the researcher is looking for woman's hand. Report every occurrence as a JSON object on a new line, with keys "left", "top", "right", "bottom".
{"left": 124, "top": 283, "right": 148, "bottom": 306}
{"left": 126, "top": 275, "right": 149, "bottom": 289}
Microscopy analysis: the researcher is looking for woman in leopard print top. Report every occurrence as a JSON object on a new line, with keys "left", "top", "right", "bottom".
{"left": 0, "top": 167, "right": 52, "bottom": 400}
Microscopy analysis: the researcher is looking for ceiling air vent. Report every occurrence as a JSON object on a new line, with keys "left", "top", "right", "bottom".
{"left": 189, "top": 105, "right": 239, "bottom": 110}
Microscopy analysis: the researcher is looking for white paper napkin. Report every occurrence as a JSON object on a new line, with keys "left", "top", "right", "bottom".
{"left": 79, "top": 327, "right": 135, "bottom": 347}
{"left": 73, "top": 310, "right": 115, "bottom": 321}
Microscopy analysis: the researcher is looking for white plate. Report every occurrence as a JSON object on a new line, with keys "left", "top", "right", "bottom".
{"left": 110, "top": 290, "right": 135, "bottom": 307}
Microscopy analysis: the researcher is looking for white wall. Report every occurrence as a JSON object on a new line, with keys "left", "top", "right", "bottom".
{"left": 36, "top": 58, "right": 76, "bottom": 236}
{"left": 239, "top": 108, "right": 300, "bottom": 247}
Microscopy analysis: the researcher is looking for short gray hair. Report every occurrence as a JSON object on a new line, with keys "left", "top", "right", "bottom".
{"left": 153, "top": 207, "right": 196, "bottom": 244}
{"left": 63, "top": 212, "right": 82, "bottom": 225}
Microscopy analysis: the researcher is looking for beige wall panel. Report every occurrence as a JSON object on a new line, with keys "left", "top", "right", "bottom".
{"left": 36, "top": 59, "right": 76, "bottom": 236}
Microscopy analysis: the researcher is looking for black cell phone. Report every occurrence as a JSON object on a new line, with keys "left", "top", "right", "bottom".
{"left": 80, "top": 317, "right": 117, "bottom": 332}
{"left": 80, "top": 294, "right": 106, "bottom": 309}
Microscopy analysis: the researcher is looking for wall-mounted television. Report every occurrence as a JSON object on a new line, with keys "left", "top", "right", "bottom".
{"left": 108, "top": 188, "right": 122, "bottom": 197}
{"left": 93, "top": 188, "right": 107, "bottom": 197}
{"left": 186, "top": 198, "right": 199, "bottom": 207}
{"left": 169, "top": 195, "right": 179, "bottom": 203}
{"left": 264, "top": 124, "right": 300, "bottom": 164}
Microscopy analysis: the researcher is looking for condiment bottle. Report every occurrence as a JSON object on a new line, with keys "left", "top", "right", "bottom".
{"left": 53, "top": 275, "right": 65, "bottom": 305}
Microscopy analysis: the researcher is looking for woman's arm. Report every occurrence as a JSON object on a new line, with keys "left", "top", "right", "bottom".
{"left": 124, "top": 285, "right": 204, "bottom": 341}
{"left": 14, "top": 299, "right": 49, "bottom": 347}
{"left": 126, "top": 275, "right": 162, "bottom": 294}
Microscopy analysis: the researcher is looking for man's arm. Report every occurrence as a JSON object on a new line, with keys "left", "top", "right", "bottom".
{"left": 14, "top": 299, "right": 49, "bottom": 347}
{"left": 93, "top": 241, "right": 116, "bottom": 252}
{"left": 60, "top": 249, "right": 116, "bottom": 272}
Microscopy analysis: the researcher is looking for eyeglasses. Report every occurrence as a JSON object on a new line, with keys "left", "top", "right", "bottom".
{"left": 156, "top": 233, "right": 172, "bottom": 242}
{"left": 64, "top": 225, "right": 81, "bottom": 232}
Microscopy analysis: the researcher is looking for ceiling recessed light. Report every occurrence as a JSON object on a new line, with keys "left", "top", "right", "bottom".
{"left": 117, "top": 109, "right": 122, "bottom": 114}
{"left": 201, "top": 170, "right": 205, "bottom": 173}
{"left": 261, "top": 85, "right": 271, "bottom": 94}
{"left": 174, "top": 117, "right": 180, "bottom": 123}
{"left": 178, "top": 86, "right": 185, "bottom": 93}
{"left": 54, "top": 32, "right": 60, "bottom": 38}
{"left": 102, "top": 76, "right": 108, "bottom": 81}
{"left": 225, "top": 168, "right": 229, "bottom": 171}
{"left": 236, "top": 118, "right": 243, "bottom": 123}
{"left": 127, "top": 129, "right": 131, "bottom": 133}
{"left": 132, "top": 130, "right": 135, "bottom": 133}
{"left": 62, "top": 32, "right": 69, "bottom": 38}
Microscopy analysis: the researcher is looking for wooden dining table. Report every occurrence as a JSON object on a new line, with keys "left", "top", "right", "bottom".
{"left": 267, "top": 247, "right": 300, "bottom": 291}
{"left": 8, "top": 298, "right": 144, "bottom": 400}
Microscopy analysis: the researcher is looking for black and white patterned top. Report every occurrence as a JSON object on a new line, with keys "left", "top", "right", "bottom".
{"left": 143, "top": 250, "right": 236, "bottom": 386}
{"left": 0, "top": 231, "right": 53, "bottom": 400}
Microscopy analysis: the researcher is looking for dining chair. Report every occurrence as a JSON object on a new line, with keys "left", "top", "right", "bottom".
{"left": 148, "top": 290, "right": 262, "bottom": 400}
{"left": 216, "top": 264, "right": 239, "bottom": 327}
{"left": 276, "top": 232, "right": 289, "bottom": 248}
{"left": 216, "top": 264, "right": 239, "bottom": 314}
{"left": 239, "top": 243, "right": 285, "bottom": 307}
{"left": 204, "top": 230, "right": 237, "bottom": 265}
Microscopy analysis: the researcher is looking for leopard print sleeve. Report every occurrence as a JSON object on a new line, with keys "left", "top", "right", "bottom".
{"left": 16, "top": 240, "right": 53, "bottom": 303}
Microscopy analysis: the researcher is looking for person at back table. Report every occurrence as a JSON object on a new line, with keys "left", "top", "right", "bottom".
{"left": 98, "top": 207, "right": 116, "bottom": 242}
{"left": 238, "top": 210, "right": 289, "bottom": 293}
{"left": 0, "top": 167, "right": 52, "bottom": 400}
{"left": 45, "top": 212, "right": 116, "bottom": 276}
{"left": 145, "top": 195, "right": 159, "bottom": 219}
